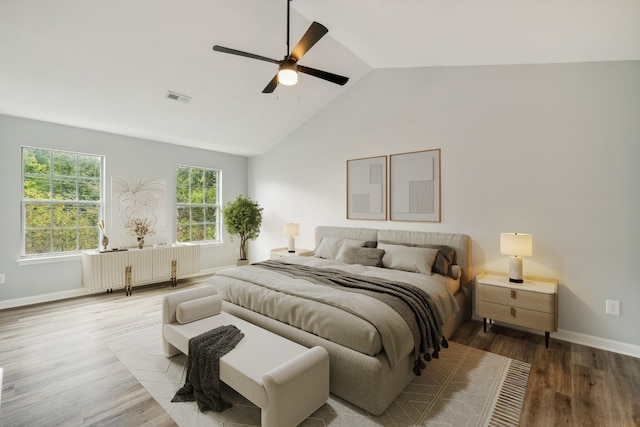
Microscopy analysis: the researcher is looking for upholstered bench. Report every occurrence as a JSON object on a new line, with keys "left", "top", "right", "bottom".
{"left": 162, "top": 285, "right": 330, "bottom": 427}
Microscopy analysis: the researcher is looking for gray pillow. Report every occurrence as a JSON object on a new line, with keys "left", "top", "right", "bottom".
{"left": 431, "top": 245, "right": 455, "bottom": 276}
{"left": 338, "top": 246, "right": 385, "bottom": 267}
{"left": 379, "top": 240, "right": 457, "bottom": 278}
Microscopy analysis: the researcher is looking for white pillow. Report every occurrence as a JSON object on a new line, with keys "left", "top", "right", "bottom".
{"left": 377, "top": 243, "right": 439, "bottom": 275}
{"left": 313, "top": 236, "right": 343, "bottom": 259}
{"left": 176, "top": 295, "right": 222, "bottom": 324}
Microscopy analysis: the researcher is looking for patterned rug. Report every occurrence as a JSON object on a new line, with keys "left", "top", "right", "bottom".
{"left": 106, "top": 325, "right": 530, "bottom": 426}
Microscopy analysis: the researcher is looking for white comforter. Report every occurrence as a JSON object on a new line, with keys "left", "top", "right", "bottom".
{"left": 208, "top": 256, "right": 459, "bottom": 367}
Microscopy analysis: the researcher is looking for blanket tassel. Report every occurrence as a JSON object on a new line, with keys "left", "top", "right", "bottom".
{"left": 418, "top": 357, "right": 426, "bottom": 369}
{"left": 441, "top": 337, "right": 449, "bottom": 348}
{"left": 413, "top": 361, "right": 422, "bottom": 376}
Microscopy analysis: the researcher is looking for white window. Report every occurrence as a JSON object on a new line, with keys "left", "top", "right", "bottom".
{"left": 176, "top": 165, "right": 221, "bottom": 243}
{"left": 22, "top": 147, "right": 104, "bottom": 256}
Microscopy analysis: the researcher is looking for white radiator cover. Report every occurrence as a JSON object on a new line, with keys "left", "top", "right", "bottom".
{"left": 82, "top": 245, "right": 201, "bottom": 292}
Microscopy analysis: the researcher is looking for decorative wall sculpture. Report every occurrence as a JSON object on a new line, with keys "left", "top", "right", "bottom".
{"left": 111, "top": 176, "right": 167, "bottom": 246}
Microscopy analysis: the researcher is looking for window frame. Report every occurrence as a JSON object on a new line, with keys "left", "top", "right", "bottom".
{"left": 176, "top": 164, "right": 221, "bottom": 244}
{"left": 21, "top": 146, "right": 105, "bottom": 258}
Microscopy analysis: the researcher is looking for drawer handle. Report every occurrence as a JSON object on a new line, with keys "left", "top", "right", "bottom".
{"left": 511, "top": 307, "right": 516, "bottom": 317}
{"left": 511, "top": 289, "right": 516, "bottom": 299}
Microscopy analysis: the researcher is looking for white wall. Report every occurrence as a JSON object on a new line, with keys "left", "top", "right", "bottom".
{"left": 0, "top": 115, "right": 247, "bottom": 303}
{"left": 249, "top": 61, "right": 640, "bottom": 349}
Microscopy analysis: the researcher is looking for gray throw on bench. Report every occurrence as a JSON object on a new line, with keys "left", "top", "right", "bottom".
{"left": 172, "top": 324, "right": 244, "bottom": 411}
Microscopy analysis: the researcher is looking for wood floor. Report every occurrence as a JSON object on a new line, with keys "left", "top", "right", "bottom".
{"left": 1, "top": 281, "right": 638, "bottom": 427}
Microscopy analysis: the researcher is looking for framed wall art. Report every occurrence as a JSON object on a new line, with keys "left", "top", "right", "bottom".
{"left": 346, "top": 155, "right": 387, "bottom": 220}
{"left": 389, "top": 149, "right": 441, "bottom": 222}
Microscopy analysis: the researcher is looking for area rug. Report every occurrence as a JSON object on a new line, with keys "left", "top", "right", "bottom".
{"left": 105, "top": 325, "right": 530, "bottom": 426}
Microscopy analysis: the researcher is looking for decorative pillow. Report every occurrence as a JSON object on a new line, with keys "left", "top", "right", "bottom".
{"left": 377, "top": 243, "right": 439, "bottom": 275}
{"left": 449, "top": 265, "right": 462, "bottom": 280}
{"left": 379, "top": 240, "right": 456, "bottom": 277}
{"left": 338, "top": 246, "right": 385, "bottom": 267}
{"left": 313, "top": 236, "right": 343, "bottom": 259}
{"left": 176, "top": 295, "right": 222, "bottom": 324}
{"left": 431, "top": 245, "right": 455, "bottom": 276}
{"left": 335, "top": 239, "right": 367, "bottom": 260}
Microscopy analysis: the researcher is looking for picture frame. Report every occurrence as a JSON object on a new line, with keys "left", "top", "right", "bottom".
{"left": 346, "top": 155, "right": 387, "bottom": 220}
{"left": 389, "top": 149, "right": 441, "bottom": 222}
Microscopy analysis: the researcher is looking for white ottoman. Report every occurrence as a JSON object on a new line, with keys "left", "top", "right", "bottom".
{"left": 162, "top": 286, "right": 330, "bottom": 427}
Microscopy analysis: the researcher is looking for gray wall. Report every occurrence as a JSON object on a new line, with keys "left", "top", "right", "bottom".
{"left": 249, "top": 61, "right": 640, "bottom": 349}
{"left": 0, "top": 115, "right": 247, "bottom": 302}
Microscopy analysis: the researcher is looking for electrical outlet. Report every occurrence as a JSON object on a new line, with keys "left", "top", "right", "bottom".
{"left": 605, "top": 299, "right": 620, "bottom": 316}
{"left": 0, "top": 273, "right": 5, "bottom": 284}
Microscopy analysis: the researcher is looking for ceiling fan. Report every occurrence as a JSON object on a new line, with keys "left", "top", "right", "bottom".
{"left": 212, "top": 0, "right": 349, "bottom": 94}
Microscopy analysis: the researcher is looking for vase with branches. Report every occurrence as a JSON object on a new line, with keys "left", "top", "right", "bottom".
{"left": 126, "top": 218, "right": 155, "bottom": 249}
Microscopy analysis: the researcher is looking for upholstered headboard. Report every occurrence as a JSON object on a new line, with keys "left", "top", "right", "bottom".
{"left": 314, "top": 226, "right": 379, "bottom": 245}
{"left": 314, "top": 226, "right": 472, "bottom": 286}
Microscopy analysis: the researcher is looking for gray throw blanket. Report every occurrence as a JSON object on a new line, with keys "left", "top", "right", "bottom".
{"left": 172, "top": 324, "right": 244, "bottom": 411}
{"left": 252, "top": 260, "right": 447, "bottom": 375}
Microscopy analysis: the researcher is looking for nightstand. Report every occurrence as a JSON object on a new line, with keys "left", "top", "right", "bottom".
{"left": 476, "top": 273, "right": 558, "bottom": 348}
{"left": 270, "top": 247, "right": 313, "bottom": 260}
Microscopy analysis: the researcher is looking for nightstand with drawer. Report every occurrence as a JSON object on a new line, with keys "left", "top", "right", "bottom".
{"left": 476, "top": 273, "right": 558, "bottom": 348}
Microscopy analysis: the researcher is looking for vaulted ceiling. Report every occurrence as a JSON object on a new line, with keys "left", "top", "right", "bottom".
{"left": 1, "top": 0, "right": 639, "bottom": 156}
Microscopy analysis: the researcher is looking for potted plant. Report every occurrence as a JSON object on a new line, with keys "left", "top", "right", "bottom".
{"left": 222, "top": 195, "right": 263, "bottom": 265}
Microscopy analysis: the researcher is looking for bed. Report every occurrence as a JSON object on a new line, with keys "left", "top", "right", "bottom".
{"left": 207, "top": 226, "right": 472, "bottom": 415}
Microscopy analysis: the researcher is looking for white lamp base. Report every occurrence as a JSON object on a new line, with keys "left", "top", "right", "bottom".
{"left": 288, "top": 236, "right": 296, "bottom": 253}
{"left": 509, "top": 256, "right": 524, "bottom": 283}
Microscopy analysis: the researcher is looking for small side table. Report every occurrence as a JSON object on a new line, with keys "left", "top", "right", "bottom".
{"left": 476, "top": 273, "right": 558, "bottom": 348}
{"left": 270, "top": 247, "right": 313, "bottom": 260}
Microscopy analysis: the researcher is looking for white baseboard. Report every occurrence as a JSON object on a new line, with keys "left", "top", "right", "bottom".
{"left": 472, "top": 315, "right": 640, "bottom": 359}
{"left": 553, "top": 329, "right": 640, "bottom": 359}
{"left": 0, "top": 265, "right": 235, "bottom": 310}
{"left": 0, "top": 288, "right": 91, "bottom": 310}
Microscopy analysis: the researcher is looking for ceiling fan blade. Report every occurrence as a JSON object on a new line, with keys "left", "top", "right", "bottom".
{"left": 262, "top": 74, "right": 279, "bottom": 94}
{"left": 212, "top": 45, "right": 280, "bottom": 65}
{"left": 297, "top": 65, "right": 349, "bottom": 86}
{"left": 289, "top": 22, "right": 328, "bottom": 62}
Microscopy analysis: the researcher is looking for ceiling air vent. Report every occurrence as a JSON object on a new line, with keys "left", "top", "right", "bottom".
{"left": 166, "top": 91, "right": 192, "bottom": 103}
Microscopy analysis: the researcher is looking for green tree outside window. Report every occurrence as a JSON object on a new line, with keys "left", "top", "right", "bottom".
{"left": 176, "top": 165, "right": 220, "bottom": 243}
{"left": 22, "top": 147, "right": 103, "bottom": 256}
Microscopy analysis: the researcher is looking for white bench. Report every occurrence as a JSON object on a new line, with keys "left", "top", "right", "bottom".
{"left": 162, "top": 286, "right": 329, "bottom": 427}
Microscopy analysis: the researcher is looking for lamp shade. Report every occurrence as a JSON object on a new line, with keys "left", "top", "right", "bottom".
{"left": 278, "top": 62, "right": 298, "bottom": 86}
{"left": 500, "top": 233, "right": 532, "bottom": 257}
{"left": 283, "top": 223, "right": 300, "bottom": 237}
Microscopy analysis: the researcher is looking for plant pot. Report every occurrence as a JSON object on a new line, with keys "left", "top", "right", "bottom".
{"left": 236, "top": 259, "right": 249, "bottom": 266}
{"left": 137, "top": 237, "right": 144, "bottom": 249}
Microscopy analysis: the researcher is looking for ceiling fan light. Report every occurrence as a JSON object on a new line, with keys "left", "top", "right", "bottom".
{"left": 278, "top": 64, "right": 298, "bottom": 86}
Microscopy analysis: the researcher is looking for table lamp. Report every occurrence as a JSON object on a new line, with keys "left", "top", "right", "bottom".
{"left": 284, "top": 223, "right": 300, "bottom": 253}
{"left": 500, "top": 232, "right": 532, "bottom": 283}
